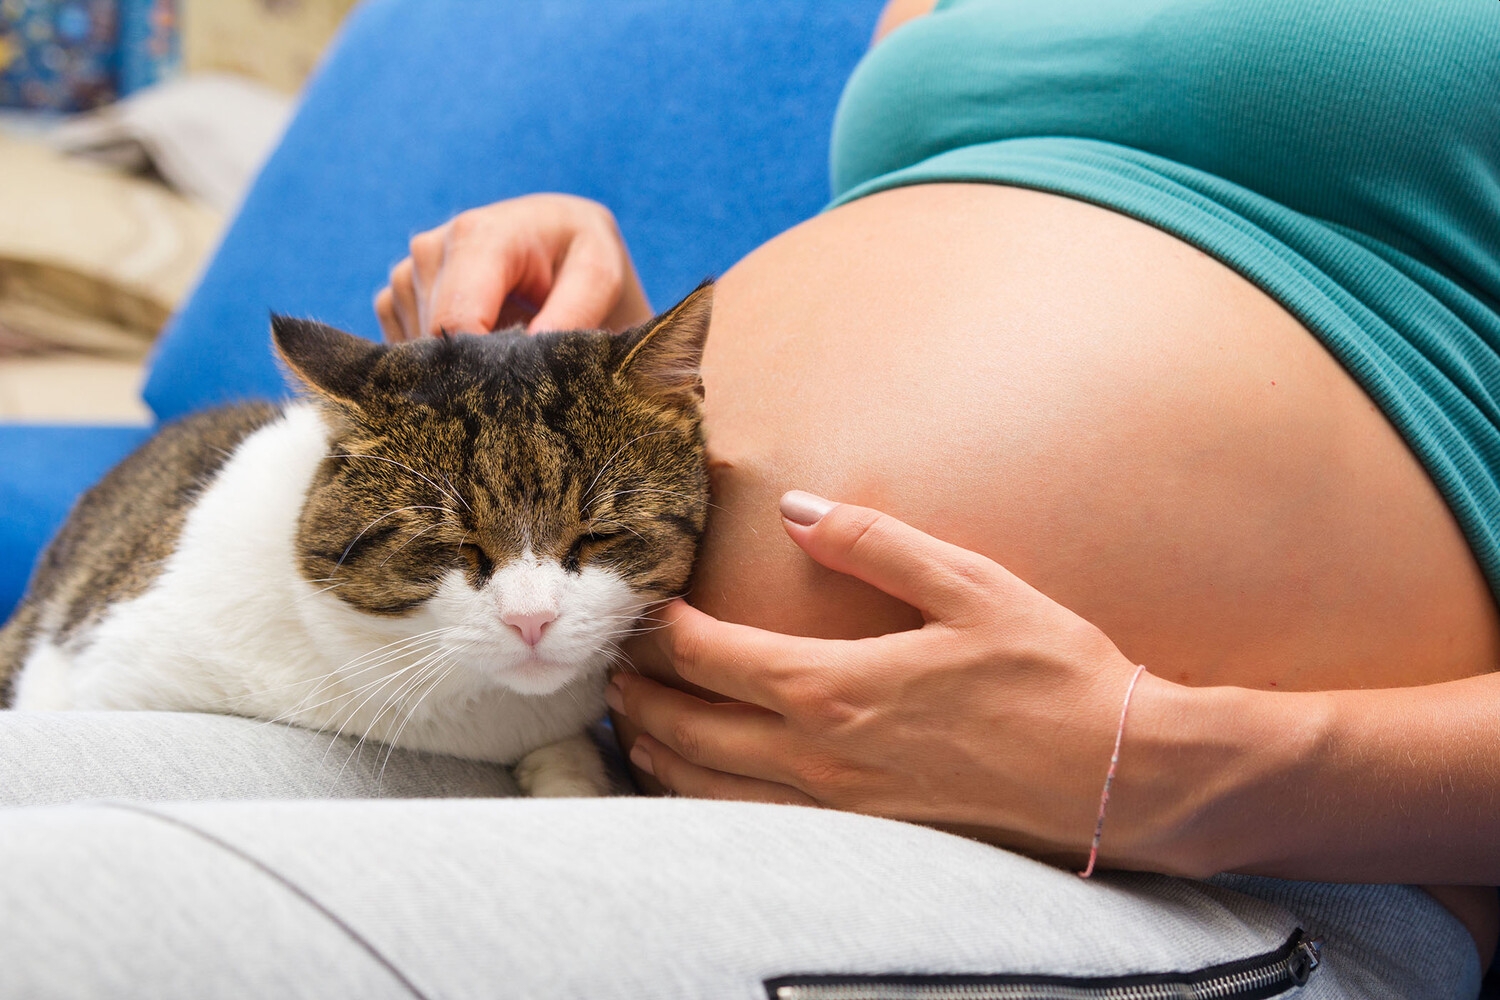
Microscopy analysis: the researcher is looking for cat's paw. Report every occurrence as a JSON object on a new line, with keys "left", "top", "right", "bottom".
{"left": 514, "top": 732, "right": 610, "bottom": 797}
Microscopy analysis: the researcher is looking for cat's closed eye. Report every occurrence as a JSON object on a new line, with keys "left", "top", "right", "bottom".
{"left": 561, "top": 528, "right": 628, "bottom": 573}
{"left": 458, "top": 542, "right": 494, "bottom": 580}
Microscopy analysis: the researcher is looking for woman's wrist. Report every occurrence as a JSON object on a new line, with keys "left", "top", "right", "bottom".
{"left": 1104, "top": 673, "right": 1334, "bottom": 878}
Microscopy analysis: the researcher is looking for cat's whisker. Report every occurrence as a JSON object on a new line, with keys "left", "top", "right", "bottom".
{"left": 335, "top": 505, "right": 456, "bottom": 571}
{"left": 376, "top": 649, "right": 473, "bottom": 784}
{"left": 298, "top": 630, "right": 466, "bottom": 744}
{"left": 243, "top": 654, "right": 437, "bottom": 731}
{"left": 341, "top": 684, "right": 420, "bottom": 782}
{"left": 606, "top": 624, "right": 674, "bottom": 639}
{"left": 285, "top": 581, "right": 345, "bottom": 607}
{"left": 584, "top": 519, "right": 648, "bottom": 543}
{"left": 265, "top": 642, "right": 455, "bottom": 727}
{"left": 326, "top": 452, "right": 470, "bottom": 514}
{"left": 256, "top": 628, "right": 463, "bottom": 717}
{"left": 316, "top": 641, "right": 450, "bottom": 734}
{"left": 343, "top": 632, "right": 465, "bottom": 719}
{"left": 201, "top": 654, "right": 421, "bottom": 718}
{"left": 269, "top": 642, "right": 448, "bottom": 715}
{"left": 592, "top": 483, "right": 753, "bottom": 533}
{"left": 348, "top": 625, "right": 464, "bottom": 656}
{"left": 360, "top": 649, "right": 451, "bottom": 741}
{"left": 379, "top": 522, "right": 446, "bottom": 566}
{"left": 321, "top": 655, "right": 442, "bottom": 767}
{"left": 439, "top": 472, "right": 473, "bottom": 513}
{"left": 319, "top": 626, "right": 464, "bottom": 677}
{"left": 696, "top": 497, "right": 762, "bottom": 537}
{"left": 597, "top": 486, "right": 706, "bottom": 509}
{"left": 345, "top": 645, "right": 467, "bottom": 786}
{"left": 581, "top": 429, "right": 678, "bottom": 510}
{"left": 375, "top": 653, "right": 492, "bottom": 791}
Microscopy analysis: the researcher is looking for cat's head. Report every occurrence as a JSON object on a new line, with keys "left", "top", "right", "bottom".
{"left": 273, "top": 282, "right": 711, "bottom": 697}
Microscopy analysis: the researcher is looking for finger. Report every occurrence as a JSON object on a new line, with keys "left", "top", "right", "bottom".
{"left": 620, "top": 615, "right": 759, "bottom": 705}
{"left": 408, "top": 228, "right": 448, "bottom": 337}
{"left": 609, "top": 673, "right": 799, "bottom": 786}
{"left": 527, "top": 229, "right": 623, "bottom": 332}
{"left": 779, "top": 492, "right": 1007, "bottom": 621}
{"left": 388, "top": 258, "right": 421, "bottom": 342}
{"left": 630, "top": 734, "right": 817, "bottom": 806}
{"left": 374, "top": 287, "right": 403, "bottom": 343}
{"left": 425, "top": 219, "right": 524, "bottom": 336}
{"left": 620, "top": 617, "right": 706, "bottom": 694}
{"left": 639, "top": 600, "right": 829, "bottom": 712}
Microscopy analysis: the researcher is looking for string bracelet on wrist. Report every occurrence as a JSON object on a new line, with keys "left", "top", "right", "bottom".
{"left": 1078, "top": 663, "right": 1148, "bottom": 879}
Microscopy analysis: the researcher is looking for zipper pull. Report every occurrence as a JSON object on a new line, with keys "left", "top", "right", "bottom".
{"left": 1289, "top": 935, "right": 1324, "bottom": 986}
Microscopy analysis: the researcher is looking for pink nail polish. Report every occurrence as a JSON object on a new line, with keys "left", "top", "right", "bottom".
{"left": 780, "top": 491, "right": 837, "bottom": 526}
{"left": 629, "top": 744, "right": 656, "bottom": 776}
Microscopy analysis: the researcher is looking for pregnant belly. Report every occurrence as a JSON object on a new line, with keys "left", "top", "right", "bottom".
{"left": 678, "top": 183, "right": 1500, "bottom": 954}
{"left": 695, "top": 183, "right": 1499, "bottom": 689}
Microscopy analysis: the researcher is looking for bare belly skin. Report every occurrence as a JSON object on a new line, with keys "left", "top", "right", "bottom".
{"left": 640, "top": 183, "right": 1500, "bottom": 954}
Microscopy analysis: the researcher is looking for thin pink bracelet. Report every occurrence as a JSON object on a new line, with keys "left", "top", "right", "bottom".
{"left": 1078, "top": 663, "right": 1148, "bottom": 879}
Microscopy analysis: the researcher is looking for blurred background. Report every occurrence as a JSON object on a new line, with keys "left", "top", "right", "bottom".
{"left": 0, "top": 0, "right": 357, "bottom": 424}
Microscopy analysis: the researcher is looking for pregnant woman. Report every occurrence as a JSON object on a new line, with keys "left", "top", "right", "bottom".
{"left": 377, "top": 0, "right": 1500, "bottom": 993}
{"left": 4, "top": 0, "right": 1497, "bottom": 996}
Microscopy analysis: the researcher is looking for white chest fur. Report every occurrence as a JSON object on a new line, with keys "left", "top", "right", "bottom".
{"left": 13, "top": 403, "right": 615, "bottom": 786}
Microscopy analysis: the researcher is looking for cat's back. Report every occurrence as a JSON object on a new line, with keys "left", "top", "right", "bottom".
{"left": 0, "top": 402, "right": 285, "bottom": 703}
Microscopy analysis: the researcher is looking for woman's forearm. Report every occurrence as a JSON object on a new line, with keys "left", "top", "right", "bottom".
{"left": 1117, "top": 670, "right": 1500, "bottom": 883}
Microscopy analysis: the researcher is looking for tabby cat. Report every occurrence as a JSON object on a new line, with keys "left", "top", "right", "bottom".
{"left": 0, "top": 282, "right": 713, "bottom": 796}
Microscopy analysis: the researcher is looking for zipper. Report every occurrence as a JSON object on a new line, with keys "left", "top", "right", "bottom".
{"left": 765, "top": 930, "right": 1321, "bottom": 1000}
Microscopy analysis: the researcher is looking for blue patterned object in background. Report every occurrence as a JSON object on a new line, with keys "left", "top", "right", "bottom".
{"left": 116, "top": 0, "right": 177, "bottom": 95}
{"left": 0, "top": 0, "right": 178, "bottom": 111}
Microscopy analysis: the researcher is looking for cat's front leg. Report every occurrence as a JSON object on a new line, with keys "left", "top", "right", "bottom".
{"left": 513, "top": 731, "right": 610, "bottom": 797}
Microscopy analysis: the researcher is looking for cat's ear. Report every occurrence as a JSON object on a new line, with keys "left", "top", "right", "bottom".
{"left": 615, "top": 280, "right": 713, "bottom": 405}
{"left": 271, "top": 314, "right": 387, "bottom": 407}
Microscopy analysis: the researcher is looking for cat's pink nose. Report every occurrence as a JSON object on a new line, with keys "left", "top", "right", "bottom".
{"left": 502, "top": 609, "right": 557, "bottom": 647}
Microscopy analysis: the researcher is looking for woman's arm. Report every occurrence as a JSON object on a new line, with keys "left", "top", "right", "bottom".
{"left": 612, "top": 493, "right": 1500, "bottom": 886}
{"left": 1113, "top": 663, "right": 1500, "bottom": 885}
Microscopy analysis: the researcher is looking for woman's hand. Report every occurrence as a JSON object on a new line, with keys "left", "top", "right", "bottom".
{"left": 614, "top": 493, "right": 1500, "bottom": 894}
{"left": 609, "top": 491, "right": 1156, "bottom": 869}
{"left": 374, "top": 194, "right": 653, "bottom": 341}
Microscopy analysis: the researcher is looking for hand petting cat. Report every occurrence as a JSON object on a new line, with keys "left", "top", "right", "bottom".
{"left": 609, "top": 491, "right": 1172, "bottom": 874}
{"left": 376, "top": 193, "right": 654, "bottom": 341}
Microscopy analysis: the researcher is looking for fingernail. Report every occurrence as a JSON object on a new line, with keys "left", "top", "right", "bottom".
{"left": 780, "top": 490, "right": 837, "bottom": 526}
{"left": 628, "top": 743, "right": 655, "bottom": 776}
{"left": 604, "top": 678, "right": 625, "bottom": 715}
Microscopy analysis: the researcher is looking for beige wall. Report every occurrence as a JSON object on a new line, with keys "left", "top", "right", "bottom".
{"left": 183, "top": 0, "right": 362, "bottom": 94}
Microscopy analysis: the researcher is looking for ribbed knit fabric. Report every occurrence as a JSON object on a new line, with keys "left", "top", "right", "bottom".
{"left": 829, "top": 0, "right": 1500, "bottom": 602}
{"left": 1210, "top": 874, "right": 1482, "bottom": 998}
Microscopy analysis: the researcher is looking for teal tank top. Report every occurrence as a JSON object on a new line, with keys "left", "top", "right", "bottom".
{"left": 830, "top": 0, "right": 1500, "bottom": 603}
